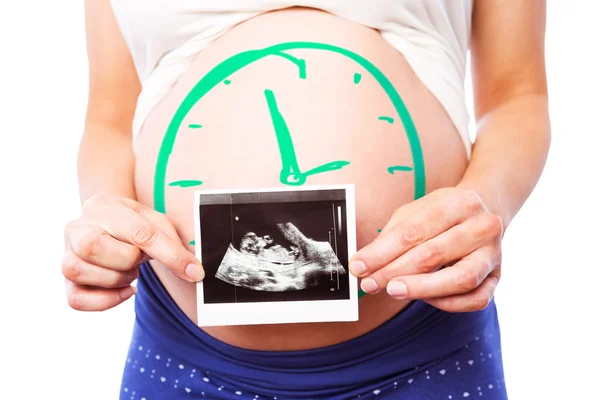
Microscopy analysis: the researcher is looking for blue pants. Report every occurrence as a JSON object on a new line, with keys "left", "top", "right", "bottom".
{"left": 120, "top": 263, "right": 508, "bottom": 399}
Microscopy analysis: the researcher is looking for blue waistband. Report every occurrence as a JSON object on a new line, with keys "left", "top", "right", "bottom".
{"left": 133, "top": 262, "right": 498, "bottom": 396}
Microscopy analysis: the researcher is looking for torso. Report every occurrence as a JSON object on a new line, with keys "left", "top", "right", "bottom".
{"left": 133, "top": 8, "right": 468, "bottom": 351}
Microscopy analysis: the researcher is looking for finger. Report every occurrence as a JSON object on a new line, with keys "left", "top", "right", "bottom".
{"left": 376, "top": 188, "right": 458, "bottom": 236}
{"left": 423, "top": 270, "right": 501, "bottom": 313}
{"left": 65, "top": 280, "right": 137, "bottom": 312}
{"left": 62, "top": 251, "right": 139, "bottom": 289}
{"left": 66, "top": 223, "right": 145, "bottom": 272}
{"left": 361, "top": 213, "right": 502, "bottom": 294}
{"left": 90, "top": 202, "right": 204, "bottom": 282}
{"left": 384, "top": 245, "right": 500, "bottom": 300}
{"left": 124, "top": 199, "right": 181, "bottom": 242}
{"left": 350, "top": 189, "right": 485, "bottom": 277}
{"left": 376, "top": 192, "right": 434, "bottom": 236}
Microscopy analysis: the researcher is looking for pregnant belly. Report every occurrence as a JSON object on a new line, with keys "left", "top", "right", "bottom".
{"left": 134, "top": 7, "right": 468, "bottom": 350}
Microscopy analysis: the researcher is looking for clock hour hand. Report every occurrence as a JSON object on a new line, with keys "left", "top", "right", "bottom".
{"left": 303, "top": 160, "right": 350, "bottom": 177}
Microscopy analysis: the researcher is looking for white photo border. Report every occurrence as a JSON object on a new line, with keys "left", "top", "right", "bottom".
{"left": 194, "top": 184, "right": 358, "bottom": 327}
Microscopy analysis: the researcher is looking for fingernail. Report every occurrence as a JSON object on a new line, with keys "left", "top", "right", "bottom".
{"left": 361, "top": 277, "right": 379, "bottom": 293}
{"left": 185, "top": 263, "right": 205, "bottom": 282}
{"left": 387, "top": 281, "right": 407, "bottom": 298}
{"left": 120, "top": 286, "right": 136, "bottom": 300}
{"left": 349, "top": 260, "right": 367, "bottom": 276}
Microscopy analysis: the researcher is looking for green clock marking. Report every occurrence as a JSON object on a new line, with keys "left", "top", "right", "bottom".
{"left": 224, "top": 79, "right": 231, "bottom": 85}
{"left": 387, "top": 166, "right": 413, "bottom": 174}
{"left": 168, "top": 180, "right": 203, "bottom": 188}
{"left": 377, "top": 229, "right": 382, "bottom": 233}
{"left": 353, "top": 73, "right": 362, "bottom": 84}
{"left": 188, "top": 124, "right": 203, "bottom": 129}
{"left": 272, "top": 52, "right": 307, "bottom": 79}
{"left": 265, "top": 89, "right": 350, "bottom": 185}
{"left": 154, "top": 41, "right": 426, "bottom": 214}
{"left": 378, "top": 116, "right": 394, "bottom": 124}
{"left": 189, "top": 240, "right": 196, "bottom": 245}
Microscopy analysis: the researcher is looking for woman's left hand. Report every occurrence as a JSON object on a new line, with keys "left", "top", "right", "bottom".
{"left": 350, "top": 187, "right": 504, "bottom": 312}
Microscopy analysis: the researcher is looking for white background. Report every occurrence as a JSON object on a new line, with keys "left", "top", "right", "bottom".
{"left": 1, "top": 2, "right": 598, "bottom": 399}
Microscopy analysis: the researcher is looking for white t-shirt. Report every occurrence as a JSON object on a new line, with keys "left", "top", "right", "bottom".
{"left": 109, "top": 0, "right": 474, "bottom": 157}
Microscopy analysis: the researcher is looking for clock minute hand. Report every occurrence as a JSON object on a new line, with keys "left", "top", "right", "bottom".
{"left": 264, "top": 89, "right": 349, "bottom": 186}
{"left": 264, "top": 89, "right": 305, "bottom": 185}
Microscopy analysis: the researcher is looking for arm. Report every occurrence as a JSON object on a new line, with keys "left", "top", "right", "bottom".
{"left": 458, "top": 0, "right": 551, "bottom": 230}
{"left": 349, "top": 0, "right": 550, "bottom": 311}
{"left": 78, "top": 0, "right": 141, "bottom": 203}
{"left": 61, "top": 0, "right": 204, "bottom": 312}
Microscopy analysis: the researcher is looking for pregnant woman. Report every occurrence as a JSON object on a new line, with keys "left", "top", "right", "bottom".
{"left": 63, "top": 1, "right": 550, "bottom": 399}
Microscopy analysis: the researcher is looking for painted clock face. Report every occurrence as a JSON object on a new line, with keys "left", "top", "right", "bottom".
{"left": 154, "top": 42, "right": 425, "bottom": 213}
{"left": 152, "top": 42, "right": 426, "bottom": 296}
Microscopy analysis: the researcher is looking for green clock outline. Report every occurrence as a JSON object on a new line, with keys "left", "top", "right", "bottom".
{"left": 152, "top": 42, "right": 427, "bottom": 298}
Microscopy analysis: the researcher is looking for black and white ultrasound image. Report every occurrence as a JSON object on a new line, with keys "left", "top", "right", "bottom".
{"left": 199, "top": 189, "right": 350, "bottom": 304}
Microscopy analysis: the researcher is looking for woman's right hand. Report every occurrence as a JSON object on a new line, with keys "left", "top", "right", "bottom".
{"left": 62, "top": 195, "right": 204, "bottom": 311}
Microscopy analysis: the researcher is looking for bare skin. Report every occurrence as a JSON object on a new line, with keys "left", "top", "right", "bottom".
{"left": 63, "top": 0, "right": 549, "bottom": 352}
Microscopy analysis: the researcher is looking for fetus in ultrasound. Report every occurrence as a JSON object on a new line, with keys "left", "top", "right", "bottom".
{"left": 239, "top": 232, "right": 299, "bottom": 264}
{"left": 215, "top": 222, "right": 344, "bottom": 292}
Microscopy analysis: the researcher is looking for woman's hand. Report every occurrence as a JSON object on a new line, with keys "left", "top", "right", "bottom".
{"left": 350, "top": 188, "right": 504, "bottom": 313}
{"left": 62, "top": 195, "right": 204, "bottom": 311}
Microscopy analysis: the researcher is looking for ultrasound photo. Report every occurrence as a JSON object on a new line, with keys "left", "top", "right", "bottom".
{"left": 194, "top": 185, "right": 358, "bottom": 326}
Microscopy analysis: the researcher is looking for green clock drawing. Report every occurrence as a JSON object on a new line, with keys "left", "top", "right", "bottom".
{"left": 152, "top": 42, "right": 427, "bottom": 298}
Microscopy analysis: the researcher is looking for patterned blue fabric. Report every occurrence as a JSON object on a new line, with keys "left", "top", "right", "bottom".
{"left": 120, "top": 263, "right": 508, "bottom": 399}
